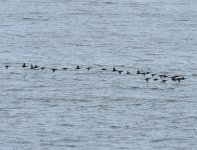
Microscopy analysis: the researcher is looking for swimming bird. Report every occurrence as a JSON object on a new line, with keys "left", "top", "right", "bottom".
{"left": 62, "top": 67, "right": 68, "bottom": 71}
{"left": 158, "top": 75, "right": 164, "bottom": 79}
{"left": 22, "top": 63, "right": 27, "bottom": 68}
{"left": 153, "top": 78, "right": 159, "bottom": 81}
{"left": 126, "top": 71, "right": 131, "bottom": 74}
{"left": 113, "top": 67, "right": 118, "bottom": 72}
{"left": 118, "top": 70, "right": 123, "bottom": 74}
{"left": 141, "top": 71, "right": 151, "bottom": 76}
{"left": 163, "top": 75, "right": 168, "bottom": 78}
{"left": 30, "top": 64, "right": 34, "bottom": 69}
{"left": 136, "top": 70, "right": 141, "bottom": 74}
{"left": 151, "top": 73, "right": 156, "bottom": 77}
{"left": 40, "top": 67, "right": 46, "bottom": 70}
{"left": 76, "top": 65, "right": 80, "bottom": 70}
{"left": 181, "top": 77, "right": 186, "bottom": 80}
{"left": 170, "top": 75, "right": 180, "bottom": 81}
{"left": 34, "top": 65, "right": 39, "bottom": 69}
{"left": 176, "top": 78, "right": 181, "bottom": 82}
{"left": 86, "top": 67, "right": 92, "bottom": 71}
{"left": 146, "top": 72, "right": 151, "bottom": 74}
{"left": 52, "top": 68, "right": 57, "bottom": 73}
{"left": 101, "top": 68, "right": 107, "bottom": 71}
{"left": 145, "top": 78, "right": 151, "bottom": 83}
{"left": 175, "top": 77, "right": 186, "bottom": 82}
{"left": 5, "top": 65, "right": 10, "bottom": 69}
{"left": 161, "top": 79, "right": 167, "bottom": 84}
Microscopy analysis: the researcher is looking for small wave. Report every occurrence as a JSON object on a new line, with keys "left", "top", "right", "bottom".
{"left": 166, "top": 99, "right": 177, "bottom": 103}
{"left": 4, "top": 88, "right": 24, "bottom": 92}
{"left": 150, "top": 87, "right": 160, "bottom": 90}
{"left": 104, "top": 2, "right": 116, "bottom": 5}
{"left": 132, "top": 103, "right": 142, "bottom": 106}
{"left": 59, "top": 123, "right": 74, "bottom": 127}
{"left": 151, "top": 138, "right": 171, "bottom": 142}
{"left": 22, "top": 17, "right": 34, "bottom": 20}
{"left": 192, "top": 74, "right": 197, "bottom": 77}
{"left": 177, "top": 19, "right": 189, "bottom": 22}
{"left": 10, "top": 72, "right": 22, "bottom": 75}
{"left": 136, "top": 59, "right": 154, "bottom": 62}
{"left": 22, "top": 17, "right": 49, "bottom": 21}
{"left": 66, "top": 145, "right": 77, "bottom": 148}
{"left": 131, "top": 86, "right": 140, "bottom": 89}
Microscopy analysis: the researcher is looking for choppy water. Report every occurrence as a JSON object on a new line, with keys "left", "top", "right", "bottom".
{"left": 0, "top": 0, "right": 197, "bottom": 149}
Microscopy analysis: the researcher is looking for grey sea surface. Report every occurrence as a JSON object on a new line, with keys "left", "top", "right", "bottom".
{"left": 0, "top": 0, "right": 197, "bottom": 149}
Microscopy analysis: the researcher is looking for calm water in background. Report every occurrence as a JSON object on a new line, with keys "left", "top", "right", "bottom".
{"left": 0, "top": 0, "right": 197, "bottom": 149}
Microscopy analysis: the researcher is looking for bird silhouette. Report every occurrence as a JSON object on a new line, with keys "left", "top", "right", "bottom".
{"left": 153, "top": 78, "right": 159, "bottom": 81}
{"left": 136, "top": 70, "right": 141, "bottom": 74}
{"left": 113, "top": 67, "right": 118, "bottom": 72}
{"left": 118, "top": 70, "right": 123, "bottom": 74}
{"left": 87, "top": 67, "right": 92, "bottom": 71}
{"left": 22, "top": 63, "right": 27, "bottom": 68}
{"left": 175, "top": 77, "right": 186, "bottom": 82}
{"left": 76, "top": 65, "right": 80, "bottom": 69}
{"left": 145, "top": 78, "right": 151, "bottom": 83}
{"left": 126, "top": 71, "right": 131, "bottom": 74}
{"left": 161, "top": 79, "right": 167, "bottom": 84}
{"left": 30, "top": 64, "right": 34, "bottom": 69}
{"left": 5, "top": 65, "right": 9, "bottom": 69}
{"left": 62, "top": 67, "right": 68, "bottom": 70}
{"left": 40, "top": 67, "right": 46, "bottom": 70}
{"left": 52, "top": 68, "right": 57, "bottom": 73}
